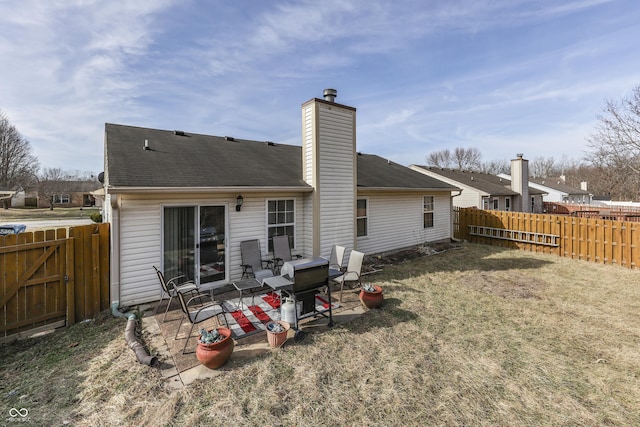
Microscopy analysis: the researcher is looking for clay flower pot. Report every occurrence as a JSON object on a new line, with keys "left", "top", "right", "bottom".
{"left": 266, "top": 321, "right": 290, "bottom": 348}
{"left": 359, "top": 285, "right": 384, "bottom": 309}
{"left": 195, "top": 327, "right": 234, "bottom": 369}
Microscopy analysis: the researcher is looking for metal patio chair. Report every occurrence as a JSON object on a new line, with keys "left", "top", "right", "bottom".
{"left": 174, "top": 288, "right": 229, "bottom": 354}
{"left": 272, "top": 235, "right": 302, "bottom": 274}
{"left": 332, "top": 250, "right": 365, "bottom": 303}
{"left": 240, "top": 239, "right": 274, "bottom": 282}
{"left": 153, "top": 266, "right": 199, "bottom": 322}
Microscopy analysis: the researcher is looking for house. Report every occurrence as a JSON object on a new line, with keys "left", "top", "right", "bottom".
{"left": 410, "top": 154, "right": 546, "bottom": 213}
{"left": 526, "top": 176, "right": 592, "bottom": 204}
{"left": 103, "top": 89, "right": 460, "bottom": 306}
{"left": 9, "top": 181, "right": 102, "bottom": 208}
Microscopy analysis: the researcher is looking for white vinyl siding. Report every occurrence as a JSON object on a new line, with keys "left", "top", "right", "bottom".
{"left": 115, "top": 192, "right": 309, "bottom": 305}
{"left": 355, "top": 192, "right": 451, "bottom": 256}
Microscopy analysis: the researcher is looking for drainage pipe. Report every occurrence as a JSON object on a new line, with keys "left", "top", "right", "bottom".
{"left": 125, "top": 318, "right": 157, "bottom": 366}
{"left": 112, "top": 302, "right": 157, "bottom": 366}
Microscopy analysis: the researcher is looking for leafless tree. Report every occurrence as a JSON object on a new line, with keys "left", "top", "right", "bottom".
{"left": 426, "top": 147, "right": 482, "bottom": 170}
{"left": 479, "top": 159, "right": 510, "bottom": 175}
{"left": 0, "top": 110, "right": 40, "bottom": 208}
{"left": 38, "top": 168, "right": 74, "bottom": 210}
{"left": 530, "top": 156, "right": 558, "bottom": 178}
{"left": 586, "top": 85, "right": 640, "bottom": 199}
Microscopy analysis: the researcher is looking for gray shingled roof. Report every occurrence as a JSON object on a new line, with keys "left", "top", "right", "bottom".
{"left": 105, "top": 124, "right": 458, "bottom": 191}
{"left": 413, "top": 166, "right": 546, "bottom": 196}
{"left": 529, "top": 177, "right": 591, "bottom": 195}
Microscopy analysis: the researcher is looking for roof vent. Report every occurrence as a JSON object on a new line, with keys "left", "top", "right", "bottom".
{"left": 225, "top": 136, "right": 235, "bottom": 141}
{"left": 265, "top": 141, "right": 276, "bottom": 146}
{"left": 143, "top": 139, "right": 150, "bottom": 150}
{"left": 323, "top": 88, "right": 337, "bottom": 102}
{"left": 174, "top": 130, "right": 185, "bottom": 136}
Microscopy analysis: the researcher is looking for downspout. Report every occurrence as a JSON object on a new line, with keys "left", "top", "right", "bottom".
{"left": 108, "top": 193, "right": 156, "bottom": 366}
{"left": 451, "top": 190, "right": 463, "bottom": 242}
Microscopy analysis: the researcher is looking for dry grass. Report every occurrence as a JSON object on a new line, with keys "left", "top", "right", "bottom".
{"left": 0, "top": 207, "right": 99, "bottom": 220}
{"left": 2, "top": 243, "right": 640, "bottom": 426}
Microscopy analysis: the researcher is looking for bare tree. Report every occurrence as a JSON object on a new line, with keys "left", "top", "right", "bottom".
{"left": 586, "top": 85, "right": 640, "bottom": 199}
{"left": 479, "top": 159, "right": 510, "bottom": 175}
{"left": 0, "top": 110, "right": 40, "bottom": 208}
{"left": 426, "top": 147, "right": 482, "bottom": 170}
{"left": 38, "top": 168, "right": 74, "bottom": 210}
{"left": 530, "top": 156, "right": 558, "bottom": 178}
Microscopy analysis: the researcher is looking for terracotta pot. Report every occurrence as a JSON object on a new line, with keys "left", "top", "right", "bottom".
{"left": 266, "top": 321, "right": 290, "bottom": 348}
{"left": 195, "top": 327, "right": 234, "bottom": 369}
{"left": 359, "top": 285, "right": 384, "bottom": 309}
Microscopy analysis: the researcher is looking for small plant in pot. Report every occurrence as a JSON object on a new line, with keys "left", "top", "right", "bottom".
{"left": 266, "top": 320, "right": 290, "bottom": 348}
{"left": 195, "top": 327, "right": 234, "bottom": 369}
{"left": 359, "top": 283, "right": 384, "bottom": 309}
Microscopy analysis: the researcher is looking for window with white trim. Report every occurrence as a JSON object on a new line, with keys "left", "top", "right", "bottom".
{"left": 357, "top": 198, "right": 368, "bottom": 237}
{"left": 267, "top": 199, "right": 295, "bottom": 252}
{"left": 492, "top": 198, "right": 499, "bottom": 210}
{"left": 423, "top": 196, "right": 434, "bottom": 228}
{"left": 505, "top": 197, "right": 511, "bottom": 211}
{"left": 53, "top": 194, "right": 70, "bottom": 204}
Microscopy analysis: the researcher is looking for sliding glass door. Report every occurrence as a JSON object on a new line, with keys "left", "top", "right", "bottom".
{"left": 163, "top": 205, "right": 227, "bottom": 286}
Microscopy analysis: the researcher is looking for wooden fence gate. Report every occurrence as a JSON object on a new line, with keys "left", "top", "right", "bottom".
{"left": 0, "top": 223, "right": 110, "bottom": 342}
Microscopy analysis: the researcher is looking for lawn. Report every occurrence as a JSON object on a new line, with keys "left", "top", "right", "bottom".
{"left": 0, "top": 207, "right": 100, "bottom": 220}
{"left": 1, "top": 243, "right": 639, "bottom": 426}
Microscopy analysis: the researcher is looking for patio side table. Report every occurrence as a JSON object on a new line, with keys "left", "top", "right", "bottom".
{"left": 232, "top": 278, "right": 263, "bottom": 310}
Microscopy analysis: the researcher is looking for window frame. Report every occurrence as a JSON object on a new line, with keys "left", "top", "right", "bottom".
{"left": 356, "top": 198, "right": 368, "bottom": 237}
{"left": 423, "top": 195, "right": 434, "bottom": 228}
{"left": 266, "top": 198, "right": 296, "bottom": 252}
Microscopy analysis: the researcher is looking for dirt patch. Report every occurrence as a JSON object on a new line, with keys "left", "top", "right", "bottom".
{"left": 363, "top": 241, "right": 459, "bottom": 273}
{"left": 460, "top": 271, "right": 548, "bottom": 299}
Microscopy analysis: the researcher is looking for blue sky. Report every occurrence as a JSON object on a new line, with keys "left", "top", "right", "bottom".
{"left": 1, "top": 0, "right": 639, "bottom": 175}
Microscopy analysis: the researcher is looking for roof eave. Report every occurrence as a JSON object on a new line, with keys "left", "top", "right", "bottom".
{"left": 357, "top": 186, "right": 460, "bottom": 192}
{"left": 106, "top": 186, "right": 314, "bottom": 195}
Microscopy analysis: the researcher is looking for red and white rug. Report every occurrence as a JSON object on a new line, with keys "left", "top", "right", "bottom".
{"left": 221, "top": 292, "right": 339, "bottom": 339}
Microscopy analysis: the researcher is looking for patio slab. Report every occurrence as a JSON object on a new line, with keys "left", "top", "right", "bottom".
{"left": 144, "top": 285, "right": 366, "bottom": 386}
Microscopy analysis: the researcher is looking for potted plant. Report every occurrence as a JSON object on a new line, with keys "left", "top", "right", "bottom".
{"left": 266, "top": 320, "right": 290, "bottom": 348}
{"left": 195, "top": 327, "right": 234, "bottom": 369}
{"left": 359, "top": 283, "right": 383, "bottom": 309}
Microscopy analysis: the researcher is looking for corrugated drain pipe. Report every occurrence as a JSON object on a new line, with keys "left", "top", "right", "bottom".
{"left": 112, "top": 302, "right": 157, "bottom": 366}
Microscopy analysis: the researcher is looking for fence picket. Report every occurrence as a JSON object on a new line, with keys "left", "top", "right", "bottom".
{"left": 454, "top": 208, "right": 639, "bottom": 270}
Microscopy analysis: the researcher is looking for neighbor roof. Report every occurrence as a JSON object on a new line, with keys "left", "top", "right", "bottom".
{"left": 105, "top": 124, "right": 458, "bottom": 192}
{"left": 529, "top": 177, "right": 591, "bottom": 195}
{"left": 413, "top": 166, "right": 545, "bottom": 196}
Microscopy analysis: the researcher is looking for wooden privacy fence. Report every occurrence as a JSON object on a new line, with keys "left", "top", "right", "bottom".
{"left": 0, "top": 223, "right": 110, "bottom": 342}
{"left": 454, "top": 207, "right": 640, "bottom": 269}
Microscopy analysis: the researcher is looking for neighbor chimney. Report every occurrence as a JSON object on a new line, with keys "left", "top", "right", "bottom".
{"left": 323, "top": 88, "right": 337, "bottom": 102}
{"left": 581, "top": 181, "right": 588, "bottom": 191}
{"left": 510, "top": 153, "right": 529, "bottom": 212}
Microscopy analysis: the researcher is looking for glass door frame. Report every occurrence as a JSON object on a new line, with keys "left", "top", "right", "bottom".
{"left": 161, "top": 203, "right": 229, "bottom": 288}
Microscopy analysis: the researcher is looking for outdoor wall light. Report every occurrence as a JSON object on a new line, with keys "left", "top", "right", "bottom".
{"left": 236, "top": 194, "right": 244, "bottom": 211}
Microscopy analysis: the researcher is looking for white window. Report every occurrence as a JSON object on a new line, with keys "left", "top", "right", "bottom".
{"left": 531, "top": 196, "right": 535, "bottom": 212}
{"left": 423, "top": 196, "right": 434, "bottom": 228}
{"left": 53, "top": 194, "right": 70, "bottom": 204}
{"left": 505, "top": 197, "right": 511, "bottom": 211}
{"left": 482, "top": 197, "right": 490, "bottom": 210}
{"left": 492, "top": 198, "right": 499, "bottom": 210}
{"left": 357, "top": 199, "right": 368, "bottom": 237}
{"left": 267, "top": 199, "right": 295, "bottom": 252}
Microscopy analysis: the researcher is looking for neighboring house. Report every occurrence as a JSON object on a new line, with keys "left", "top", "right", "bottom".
{"left": 9, "top": 181, "right": 101, "bottom": 208}
{"left": 410, "top": 154, "right": 546, "bottom": 213}
{"left": 103, "top": 90, "right": 460, "bottom": 306}
{"left": 526, "top": 176, "right": 592, "bottom": 204}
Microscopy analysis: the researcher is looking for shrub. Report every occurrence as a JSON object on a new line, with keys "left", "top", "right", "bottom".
{"left": 90, "top": 212, "right": 103, "bottom": 223}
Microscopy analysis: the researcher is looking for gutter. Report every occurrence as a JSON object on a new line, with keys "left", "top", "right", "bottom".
{"left": 106, "top": 185, "right": 314, "bottom": 195}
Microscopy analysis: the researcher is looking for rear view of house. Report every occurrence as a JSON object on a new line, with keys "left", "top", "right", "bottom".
{"left": 103, "top": 90, "right": 459, "bottom": 306}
